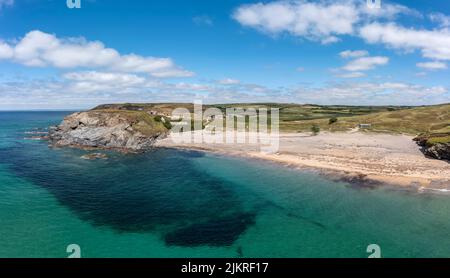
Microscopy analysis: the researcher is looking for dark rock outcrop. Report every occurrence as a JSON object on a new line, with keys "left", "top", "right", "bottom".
{"left": 414, "top": 134, "right": 450, "bottom": 161}
{"left": 49, "top": 110, "right": 169, "bottom": 152}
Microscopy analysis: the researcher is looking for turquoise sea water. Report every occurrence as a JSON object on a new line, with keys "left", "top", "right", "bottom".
{"left": 0, "top": 112, "right": 449, "bottom": 258}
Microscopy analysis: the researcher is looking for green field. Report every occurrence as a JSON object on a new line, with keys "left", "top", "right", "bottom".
{"left": 92, "top": 103, "right": 450, "bottom": 136}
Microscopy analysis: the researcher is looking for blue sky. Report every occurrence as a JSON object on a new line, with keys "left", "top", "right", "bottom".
{"left": 0, "top": 0, "right": 449, "bottom": 109}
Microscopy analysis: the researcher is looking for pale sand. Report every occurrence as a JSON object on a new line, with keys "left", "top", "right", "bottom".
{"left": 156, "top": 132, "right": 450, "bottom": 189}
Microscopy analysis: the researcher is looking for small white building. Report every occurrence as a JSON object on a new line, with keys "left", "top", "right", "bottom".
{"left": 359, "top": 124, "right": 372, "bottom": 129}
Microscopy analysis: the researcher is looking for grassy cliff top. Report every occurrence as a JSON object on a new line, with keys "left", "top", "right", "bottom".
{"left": 91, "top": 103, "right": 450, "bottom": 135}
{"left": 427, "top": 135, "right": 450, "bottom": 145}
{"left": 90, "top": 109, "right": 169, "bottom": 136}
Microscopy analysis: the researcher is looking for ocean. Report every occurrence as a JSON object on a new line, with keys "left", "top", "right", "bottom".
{"left": 0, "top": 111, "right": 449, "bottom": 258}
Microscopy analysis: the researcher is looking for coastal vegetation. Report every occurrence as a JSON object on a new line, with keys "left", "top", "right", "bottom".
{"left": 329, "top": 117, "right": 338, "bottom": 125}
{"left": 92, "top": 102, "right": 449, "bottom": 135}
{"left": 93, "top": 109, "right": 168, "bottom": 136}
{"left": 50, "top": 103, "right": 449, "bottom": 160}
{"left": 427, "top": 135, "right": 450, "bottom": 145}
{"left": 311, "top": 124, "right": 321, "bottom": 135}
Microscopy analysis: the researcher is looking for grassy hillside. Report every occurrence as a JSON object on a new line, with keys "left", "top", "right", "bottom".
{"left": 91, "top": 109, "right": 168, "bottom": 136}
{"left": 427, "top": 135, "right": 450, "bottom": 145}
{"left": 92, "top": 103, "right": 449, "bottom": 135}
{"left": 93, "top": 103, "right": 407, "bottom": 116}
{"left": 285, "top": 104, "right": 450, "bottom": 135}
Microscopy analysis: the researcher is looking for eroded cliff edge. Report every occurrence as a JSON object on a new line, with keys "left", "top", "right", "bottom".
{"left": 49, "top": 109, "right": 170, "bottom": 152}
{"left": 414, "top": 133, "right": 450, "bottom": 161}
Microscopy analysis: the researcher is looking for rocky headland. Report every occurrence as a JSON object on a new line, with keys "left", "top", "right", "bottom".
{"left": 414, "top": 133, "right": 450, "bottom": 161}
{"left": 45, "top": 103, "right": 450, "bottom": 188}
{"left": 49, "top": 109, "right": 170, "bottom": 152}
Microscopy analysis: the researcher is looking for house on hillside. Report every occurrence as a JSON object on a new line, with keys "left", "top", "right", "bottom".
{"left": 359, "top": 124, "right": 372, "bottom": 129}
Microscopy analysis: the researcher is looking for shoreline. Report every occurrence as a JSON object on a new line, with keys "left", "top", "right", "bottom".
{"left": 156, "top": 144, "right": 434, "bottom": 191}
{"left": 155, "top": 132, "right": 450, "bottom": 191}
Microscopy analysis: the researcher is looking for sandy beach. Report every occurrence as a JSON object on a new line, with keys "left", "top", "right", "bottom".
{"left": 156, "top": 131, "right": 450, "bottom": 189}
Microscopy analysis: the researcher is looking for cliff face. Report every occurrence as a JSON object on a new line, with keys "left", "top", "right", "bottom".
{"left": 414, "top": 134, "right": 450, "bottom": 161}
{"left": 49, "top": 110, "right": 169, "bottom": 152}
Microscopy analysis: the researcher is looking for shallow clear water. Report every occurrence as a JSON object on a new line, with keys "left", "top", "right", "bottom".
{"left": 0, "top": 112, "right": 449, "bottom": 258}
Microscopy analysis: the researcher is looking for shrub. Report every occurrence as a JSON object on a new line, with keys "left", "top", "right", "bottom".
{"left": 163, "top": 120, "right": 173, "bottom": 130}
{"left": 311, "top": 125, "right": 321, "bottom": 135}
{"left": 154, "top": 115, "right": 172, "bottom": 130}
{"left": 329, "top": 117, "right": 338, "bottom": 125}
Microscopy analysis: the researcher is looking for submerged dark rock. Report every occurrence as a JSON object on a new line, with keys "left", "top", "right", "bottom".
{"left": 164, "top": 213, "right": 256, "bottom": 247}
{"left": 4, "top": 142, "right": 256, "bottom": 248}
{"left": 80, "top": 153, "right": 108, "bottom": 160}
{"left": 340, "top": 174, "right": 383, "bottom": 189}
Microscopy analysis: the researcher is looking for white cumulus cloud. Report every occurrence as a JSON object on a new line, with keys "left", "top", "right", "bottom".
{"left": 429, "top": 13, "right": 450, "bottom": 28}
{"left": 0, "top": 30, "right": 194, "bottom": 78}
{"left": 63, "top": 71, "right": 147, "bottom": 86}
{"left": 233, "top": 0, "right": 358, "bottom": 44}
{"left": 0, "top": 42, "right": 13, "bottom": 59}
{"left": 232, "top": 0, "right": 414, "bottom": 44}
{"left": 339, "top": 50, "right": 368, "bottom": 59}
{"left": 342, "top": 56, "right": 389, "bottom": 71}
{"left": 416, "top": 61, "right": 448, "bottom": 71}
{"left": 360, "top": 23, "right": 450, "bottom": 61}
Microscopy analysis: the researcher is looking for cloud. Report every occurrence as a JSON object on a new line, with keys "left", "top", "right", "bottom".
{"left": 335, "top": 51, "right": 389, "bottom": 78}
{"left": 361, "top": 2, "right": 421, "bottom": 19}
{"left": 429, "top": 13, "right": 450, "bottom": 28}
{"left": 0, "top": 42, "right": 13, "bottom": 59}
{"left": 233, "top": 0, "right": 358, "bottom": 44}
{"left": 320, "top": 36, "right": 341, "bottom": 45}
{"left": 339, "top": 50, "right": 368, "bottom": 58}
{"left": 292, "top": 82, "right": 449, "bottom": 106}
{"left": 415, "top": 72, "right": 427, "bottom": 77}
{"left": 1, "top": 74, "right": 447, "bottom": 109}
{"left": 150, "top": 69, "right": 195, "bottom": 78}
{"left": 61, "top": 71, "right": 216, "bottom": 95}
{"left": 193, "top": 15, "right": 214, "bottom": 26}
{"left": 59, "top": 71, "right": 164, "bottom": 95}
{"left": 0, "top": 71, "right": 279, "bottom": 109}
{"left": 0, "top": 30, "right": 194, "bottom": 78}
{"left": 232, "top": 0, "right": 414, "bottom": 44}
{"left": 0, "top": 0, "right": 13, "bottom": 9}
{"left": 416, "top": 61, "right": 448, "bottom": 71}
{"left": 359, "top": 23, "right": 450, "bottom": 61}
{"left": 335, "top": 72, "right": 366, "bottom": 78}
{"left": 218, "top": 78, "right": 241, "bottom": 85}
{"left": 342, "top": 56, "right": 389, "bottom": 71}
{"left": 64, "top": 71, "right": 147, "bottom": 86}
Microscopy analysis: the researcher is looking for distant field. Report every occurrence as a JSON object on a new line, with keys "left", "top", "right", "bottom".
{"left": 284, "top": 104, "right": 450, "bottom": 135}
{"left": 92, "top": 103, "right": 450, "bottom": 135}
